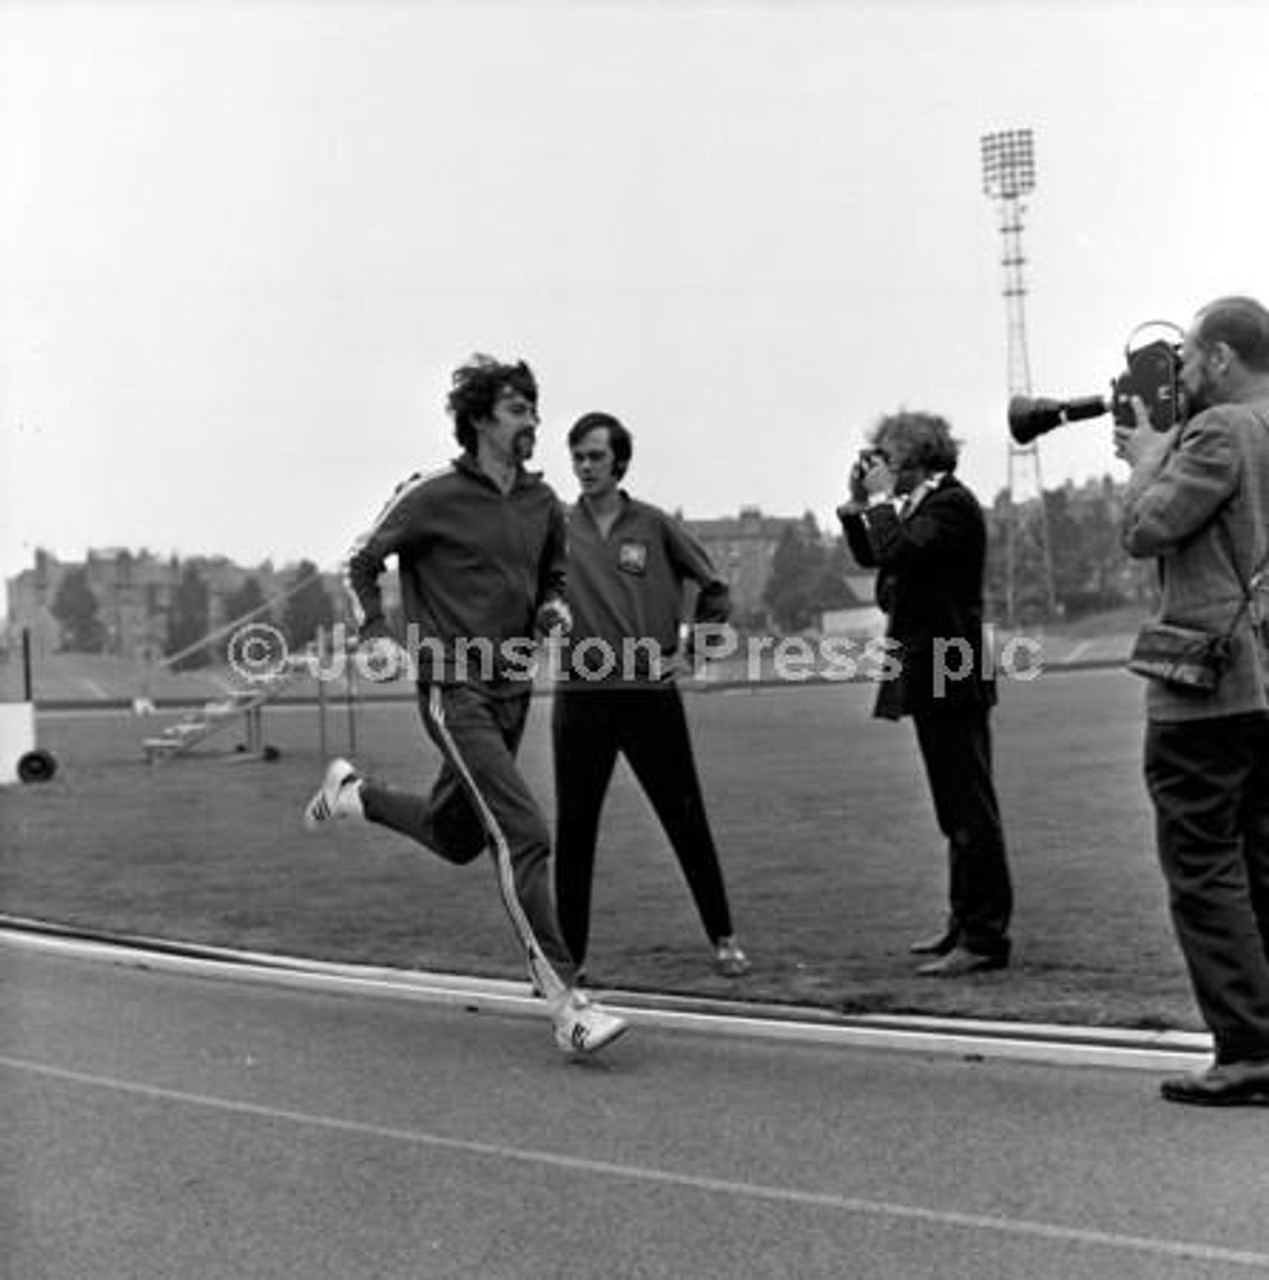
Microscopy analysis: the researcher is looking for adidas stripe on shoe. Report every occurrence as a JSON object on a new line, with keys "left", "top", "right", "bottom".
{"left": 303, "top": 757, "right": 364, "bottom": 830}
{"left": 551, "top": 990, "right": 628, "bottom": 1057}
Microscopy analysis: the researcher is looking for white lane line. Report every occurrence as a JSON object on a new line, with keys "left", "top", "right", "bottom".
{"left": 4, "top": 1055, "right": 1267, "bottom": 1269}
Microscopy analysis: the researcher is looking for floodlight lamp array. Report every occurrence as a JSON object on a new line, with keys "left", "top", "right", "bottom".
{"left": 980, "top": 129, "right": 1035, "bottom": 199}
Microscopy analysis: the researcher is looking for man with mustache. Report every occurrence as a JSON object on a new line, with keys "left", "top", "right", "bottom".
{"left": 303, "top": 354, "right": 628, "bottom": 1058}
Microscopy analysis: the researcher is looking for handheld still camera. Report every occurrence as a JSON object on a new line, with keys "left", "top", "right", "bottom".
{"left": 1007, "top": 321, "right": 1187, "bottom": 445}
{"left": 847, "top": 447, "right": 888, "bottom": 504}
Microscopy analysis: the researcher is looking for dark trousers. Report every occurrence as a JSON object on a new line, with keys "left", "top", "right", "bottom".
{"left": 1144, "top": 712, "right": 1269, "bottom": 1064}
{"left": 913, "top": 706, "right": 1012, "bottom": 958}
{"left": 360, "top": 683, "right": 577, "bottom": 997}
{"left": 552, "top": 683, "right": 734, "bottom": 968}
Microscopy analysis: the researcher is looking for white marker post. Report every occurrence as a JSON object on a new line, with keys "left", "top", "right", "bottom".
{"left": 1, "top": 630, "right": 56, "bottom": 784}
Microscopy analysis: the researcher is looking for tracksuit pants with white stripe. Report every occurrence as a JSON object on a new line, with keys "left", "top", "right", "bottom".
{"left": 358, "top": 682, "right": 578, "bottom": 996}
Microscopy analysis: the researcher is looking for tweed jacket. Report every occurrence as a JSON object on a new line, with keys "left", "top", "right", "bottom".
{"left": 840, "top": 474, "right": 996, "bottom": 721}
{"left": 1121, "top": 397, "right": 1269, "bottom": 722}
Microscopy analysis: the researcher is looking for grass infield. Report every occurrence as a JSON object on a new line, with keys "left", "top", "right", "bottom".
{"left": 0, "top": 666, "right": 1201, "bottom": 1032}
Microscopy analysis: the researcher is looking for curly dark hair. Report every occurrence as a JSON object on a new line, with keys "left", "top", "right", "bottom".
{"left": 446, "top": 354, "right": 538, "bottom": 454}
{"left": 869, "top": 410, "right": 960, "bottom": 474}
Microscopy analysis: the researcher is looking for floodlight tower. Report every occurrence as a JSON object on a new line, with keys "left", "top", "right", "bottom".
{"left": 980, "top": 128, "right": 1057, "bottom": 626}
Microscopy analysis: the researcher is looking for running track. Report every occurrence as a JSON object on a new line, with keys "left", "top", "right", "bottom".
{"left": 4, "top": 946, "right": 1268, "bottom": 1279}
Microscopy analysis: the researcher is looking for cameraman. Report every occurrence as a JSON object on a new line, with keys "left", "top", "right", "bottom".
{"left": 1116, "top": 295, "right": 1269, "bottom": 1107}
{"left": 837, "top": 411, "right": 1012, "bottom": 977}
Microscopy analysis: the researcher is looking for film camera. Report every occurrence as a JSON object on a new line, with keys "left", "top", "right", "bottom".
{"left": 1008, "top": 321, "right": 1187, "bottom": 445}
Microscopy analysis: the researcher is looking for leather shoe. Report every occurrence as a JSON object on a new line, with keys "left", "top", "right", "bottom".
{"left": 916, "top": 946, "right": 1008, "bottom": 977}
{"left": 909, "top": 930, "right": 957, "bottom": 956}
{"left": 1160, "top": 1060, "right": 1269, "bottom": 1107}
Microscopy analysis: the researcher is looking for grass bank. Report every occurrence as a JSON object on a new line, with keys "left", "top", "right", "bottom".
{"left": 0, "top": 666, "right": 1196, "bottom": 1031}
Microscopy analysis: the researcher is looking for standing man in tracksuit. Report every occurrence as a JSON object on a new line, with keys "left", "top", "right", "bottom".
{"left": 302, "top": 355, "right": 627, "bottom": 1058}
{"left": 552, "top": 411, "right": 749, "bottom": 979}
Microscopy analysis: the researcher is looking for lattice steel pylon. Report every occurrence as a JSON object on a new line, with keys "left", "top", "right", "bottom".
{"left": 980, "top": 128, "right": 1057, "bottom": 626}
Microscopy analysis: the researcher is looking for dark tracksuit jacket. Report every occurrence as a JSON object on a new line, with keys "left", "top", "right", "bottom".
{"left": 551, "top": 492, "right": 736, "bottom": 965}
{"left": 345, "top": 454, "right": 567, "bottom": 684}
{"left": 343, "top": 454, "right": 577, "bottom": 994}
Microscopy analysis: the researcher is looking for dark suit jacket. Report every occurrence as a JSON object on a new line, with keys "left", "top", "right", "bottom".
{"left": 840, "top": 475, "right": 996, "bottom": 721}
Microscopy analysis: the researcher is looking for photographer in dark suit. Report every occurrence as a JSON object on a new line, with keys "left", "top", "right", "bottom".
{"left": 1116, "top": 295, "right": 1269, "bottom": 1107}
{"left": 837, "top": 411, "right": 1012, "bottom": 976}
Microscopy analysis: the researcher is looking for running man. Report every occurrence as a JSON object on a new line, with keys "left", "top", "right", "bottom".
{"left": 303, "top": 354, "right": 627, "bottom": 1057}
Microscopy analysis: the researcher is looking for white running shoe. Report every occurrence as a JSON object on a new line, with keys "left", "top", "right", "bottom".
{"left": 302, "top": 758, "right": 364, "bottom": 831}
{"left": 714, "top": 937, "right": 751, "bottom": 977}
{"left": 551, "top": 990, "right": 628, "bottom": 1057}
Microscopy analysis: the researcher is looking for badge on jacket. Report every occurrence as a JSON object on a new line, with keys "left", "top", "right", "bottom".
{"left": 618, "top": 540, "right": 648, "bottom": 575}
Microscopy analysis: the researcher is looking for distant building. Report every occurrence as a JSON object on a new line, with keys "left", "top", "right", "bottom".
{"left": 4, "top": 548, "right": 350, "bottom": 661}
{"left": 682, "top": 506, "right": 804, "bottom": 629}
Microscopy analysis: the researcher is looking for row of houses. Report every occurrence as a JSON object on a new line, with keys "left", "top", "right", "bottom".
{"left": 4, "top": 549, "right": 345, "bottom": 662}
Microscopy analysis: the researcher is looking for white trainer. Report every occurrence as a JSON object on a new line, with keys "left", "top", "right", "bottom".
{"left": 302, "top": 758, "right": 364, "bottom": 830}
{"left": 714, "top": 937, "right": 751, "bottom": 977}
{"left": 551, "top": 990, "right": 628, "bottom": 1057}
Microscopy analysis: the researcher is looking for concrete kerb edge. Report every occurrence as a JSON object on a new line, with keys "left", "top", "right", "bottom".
{"left": 0, "top": 920, "right": 1211, "bottom": 1074}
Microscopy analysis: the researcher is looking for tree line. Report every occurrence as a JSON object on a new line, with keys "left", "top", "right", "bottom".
{"left": 50, "top": 559, "right": 336, "bottom": 670}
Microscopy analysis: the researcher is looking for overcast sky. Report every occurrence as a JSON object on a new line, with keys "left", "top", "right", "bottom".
{"left": 3, "top": 0, "right": 1268, "bottom": 602}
